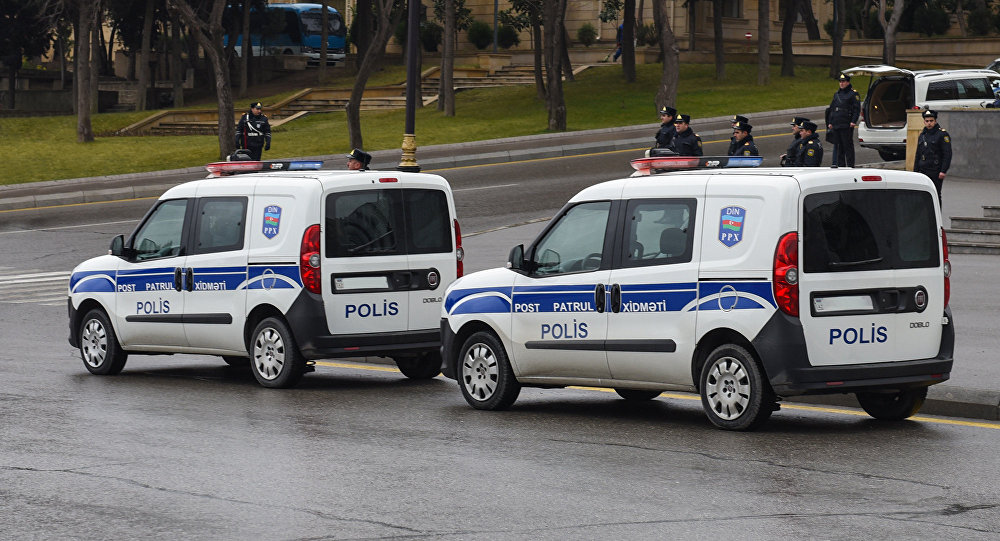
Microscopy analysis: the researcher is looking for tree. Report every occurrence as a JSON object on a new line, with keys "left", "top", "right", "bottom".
{"left": 781, "top": 0, "right": 797, "bottom": 76}
{"left": 0, "top": 0, "right": 55, "bottom": 110}
{"left": 623, "top": 0, "right": 636, "bottom": 82}
{"left": 437, "top": 0, "right": 457, "bottom": 115}
{"left": 137, "top": 0, "right": 156, "bottom": 110}
{"left": 875, "top": 0, "right": 904, "bottom": 63}
{"left": 167, "top": 0, "right": 235, "bottom": 160}
{"left": 712, "top": 0, "right": 724, "bottom": 80}
{"left": 829, "top": 0, "right": 845, "bottom": 79}
{"left": 542, "top": 0, "right": 567, "bottom": 131}
{"left": 501, "top": 0, "right": 545, "bottom": 100}
{"left": 347, "top": 0, "right": 403, "bottom": 149}
{"left": 653, "top": 0, "right": 678, "bottom": 109}
{"left": 758, "top": 0, "right": 770, "bottom": 85}
{"left": 76, "top": 0, "right": 96, "bottom": 141}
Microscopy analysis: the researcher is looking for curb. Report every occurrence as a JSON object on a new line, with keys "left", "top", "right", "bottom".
{"left": 791, "top": 384, "right": 1000, "bottom": 421}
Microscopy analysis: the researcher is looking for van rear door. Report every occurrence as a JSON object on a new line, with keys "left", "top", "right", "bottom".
{"left": 399, "top": 186, "right": 458, "bottom": 333}
{"left": 798, "top": 178, "right": 944, "bottom": 367}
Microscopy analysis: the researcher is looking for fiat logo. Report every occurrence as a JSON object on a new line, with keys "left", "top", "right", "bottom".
{"left": 427, "top": 270, "right": 440, "bottom": 289}
{"left": 914, "top": 290, "right": 927, "bottom": 311}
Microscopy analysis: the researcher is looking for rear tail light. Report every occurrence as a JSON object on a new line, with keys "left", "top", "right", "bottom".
{"left": 773, "top": 232, "right": 799, "bottom": 317}
{"left": 300, "top": 224, "right": 322, "bottom": 294}
{"left": 942, "top": 228, "right": 951, "bottom": 307}
{"left": 454, "top": 219, "right": 464, "bottom": 278}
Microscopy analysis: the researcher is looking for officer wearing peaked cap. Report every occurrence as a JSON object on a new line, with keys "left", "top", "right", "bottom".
{"left": 729, "top": 121, "right": 759, "bottom": 156}
{"left": 669, "top": 114, "right": 704, "bottom": 156}
{"left": 780, "top": 116, "right": 809, "bottom": 166}
{"left": 654, "top": 105, "right": 678, "bottom": 149}
{"left": 916, "top": 109, "right": 952, "bottom": 205}
{"left": 236, "top": 101, "right": 272, "bottom": 161}
{"left": 347, "top": 148, "right": 372, "bottom": 170}
{"left": 728, "top": 115, "right": 751, "bottom": 155}
{"left": 826, "top": 73, "right": 860, "bottom": 167}
{"left": 793, "top": 121, "right": 823, "bottom": 166}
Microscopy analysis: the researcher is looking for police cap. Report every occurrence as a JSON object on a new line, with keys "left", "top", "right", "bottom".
{"left": 676, "top": 113, "right": 692, "bottom": 123}
{"left": 658, "top": 105, "right": 677, "bottom": 117}
{"left": 800, "top": 120, "right": 818, "bottom": 132}
{"left": 346, "top": 148, "right": 372, "bottom": 166}
{"left": 922, "top": 109, "right": 938, "bottom": 119}
{"left": 250, "top": 101, "right": 263, "bottom": 110}
{"left": 838, "top": 73, "right": 851, "bottom": 82}
{"left": 791, "top": 116, "right": 809, "bottom": 126}
{"left": 733, "top": 121, "right": 752, "bottom": 133}
{"left": 731, "top": 115, "right": 749, "bottom": 124}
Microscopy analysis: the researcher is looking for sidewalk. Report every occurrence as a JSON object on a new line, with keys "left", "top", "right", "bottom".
{"left": 3, "top": 108, "right": 998, "bottom": 423}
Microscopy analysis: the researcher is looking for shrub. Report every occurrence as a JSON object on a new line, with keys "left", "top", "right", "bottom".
{"left": 968, "top": 5, "right": 995, "bottom": 36}
{"left": 912, "top": 2, "right": 950, "bottom": 37}
{"left": 636, "top": 23, "right": 658, "bottom": 46}
{"left": 467, "top": 20, "right": 493, "bottom": 49}
{"left": 421, "top": 21, "right": 444, "bottom": 52}
{"left": 497, "top": 24, "right": 520, "bottom": 49}
{"left": 577, "top": 23, "right": 598, "bottom": 47}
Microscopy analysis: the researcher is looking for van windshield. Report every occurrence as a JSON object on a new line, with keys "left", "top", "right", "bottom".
{"left": 803, "top": 189, "right": 938, "bottom": 273}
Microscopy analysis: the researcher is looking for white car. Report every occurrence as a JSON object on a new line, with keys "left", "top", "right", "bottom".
{"left": 440, "top": 157, "right": 954, "bottom": 430}
{"left": 69, "top": 160, "right": 463, "bottom": 388}
{"left": 845, "top": 65, "right": 1000, "bottom": 160}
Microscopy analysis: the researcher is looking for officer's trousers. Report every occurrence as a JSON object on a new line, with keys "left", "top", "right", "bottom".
{"left": 829, "top": 128, "right": 855, "bottom": 167}
{"left": 242, "top": 145, "right": 264, "bottom": 161}
{"left": 920, "top": 168, "right": 944, "bottom": 206}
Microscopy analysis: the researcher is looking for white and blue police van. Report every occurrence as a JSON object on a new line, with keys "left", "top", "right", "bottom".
{"left": 439, "top": 156, "right": 954, "bottom": 430}
{"left": 69, "top": 160, "right": 463, "bottom": 388}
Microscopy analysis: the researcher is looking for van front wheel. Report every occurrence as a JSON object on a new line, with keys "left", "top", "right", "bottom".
{"left": 458, "top": 331, "right": 520, "bottom": 410}
{"left": 394, "top": 352, "right": 442, "bottom": 379}
{"left": 699, "top": 344, "right": 774, "bottom": 431}
{"left": 856, "top": 387, "right": 927, "bottom": 421}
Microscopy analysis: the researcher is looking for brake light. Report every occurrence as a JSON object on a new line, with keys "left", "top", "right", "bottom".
{"left": 861, "top": 175, "right": 882, "bottom": 182}
{"left": 454, "top": 219, "right": 464, "bottom": 278}
{"left": 942, "top": 228, "right": 951, "bottom": 307}
{"left": 773, "top": 232, "right": 799, "bottom": 317}
{"left": 379, "top": 177, "right": 398, "bottom": 183}
{"left": 300, "top": 224, "right": 322, "bottom": 294}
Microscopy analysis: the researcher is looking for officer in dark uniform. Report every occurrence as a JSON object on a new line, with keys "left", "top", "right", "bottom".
{"left": 729, "top": 121, "right": 759, "bottom": 156}
{"left": 235, "top": 101, "right": 272, "bottom": 161}
{"left": 780, "top": 116, "right": 809, "bottom": 166}
{"left": 728, "top": 115, "right": 750, "bottom": 155}
{"left": 915, "top": 109, "right": 952, "bottom": 204}
{"left": 826, "top": 73, "right": 860, "bottom": 167}
{"left": 654, "top": 106, "right": 678, "bottom": 149}
{"left": 346, "top": 148, "right": 373, "bottom": 171}
{"left": 794, "top": 121, "right": 823, "bottom": 166}
{"left": 669, "top": 114, "right": 703, "bottom": 156}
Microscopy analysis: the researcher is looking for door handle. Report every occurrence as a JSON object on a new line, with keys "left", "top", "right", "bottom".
{"left": 594, "top": 283, "right": 606, "bottom": 313}
{"left": 186, "top": 267, "right": 194, "bottom": 292}
{"left": 174, "top": 267, "right": 183, "bottom": 291}
{"left": 610, "top": 283, "right": 622, "bottom": 313}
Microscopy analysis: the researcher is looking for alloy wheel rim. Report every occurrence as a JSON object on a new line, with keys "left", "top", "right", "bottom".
{"left": 705, "top": 356, "right": 751, "bottom": 420}
{"left": 81, "top": 319, "right": 108, "bottom": 368}
{"left": 253, "top": 328, "right": 285, "bottom": 380}
{"left": 462, "top": 344, "right": 498, "bottom": 401}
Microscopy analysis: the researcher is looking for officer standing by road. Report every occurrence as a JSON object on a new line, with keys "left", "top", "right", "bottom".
{"left": 346, "top": 148, "right": 372, "bottom": 170}
{"left": 654, "top": 106, "right": 678, "bottom": 149}
{"left": 915, "top": 109, "right": 952, "bottom": 204}
{"left": 670, "top": 114, "right": 703, "bottom": 156}
{"left": 728, "top": 115, "right": 750, "bottom": 155}
{"left": 235, "top": 101, "right": 272, "bottom": 161}
{"left": 780, "top": 116, "right": 808, "bottom": 166}
{"left": 794, "top": 121, "right": 824, "bottom": 166}
{"left": 729, "top": 121, "right": 759, "bottom": 156}
{"left": 826, "top": 74, "right": 860, "bottom": 167}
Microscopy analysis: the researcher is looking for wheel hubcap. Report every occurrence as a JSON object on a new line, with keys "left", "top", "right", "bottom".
{"left": 81, "top": 319, "right": 108, "bottom": 368}
{"left": 462, "top": 344, "right": 498, "bottom": 401}
{"left": 705, "top": 356, "right": 751, "bottom": 420}
{"left": 253, "top": 328, "right": 285, "bottom": 381}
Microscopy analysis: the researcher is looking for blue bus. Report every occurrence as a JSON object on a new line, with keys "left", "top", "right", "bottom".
{"left": 230, "top": 3, "right": 347, "bottom": 63}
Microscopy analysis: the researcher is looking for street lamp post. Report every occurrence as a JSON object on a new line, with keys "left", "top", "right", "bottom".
{"left": 398, "top": 0, "right": 421, "bottom": 172}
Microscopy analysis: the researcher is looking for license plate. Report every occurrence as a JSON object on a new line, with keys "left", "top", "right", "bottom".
{"left": 813, "top": 295, "right": 874, "bottom": 314}
{"left": 334, "top": 276, "right": 389, "bottom": 291}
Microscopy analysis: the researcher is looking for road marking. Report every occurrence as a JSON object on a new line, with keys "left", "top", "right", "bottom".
{"left": 454, "top": 183, "right": 519, "bottom": 192}
{"left": 0, "top": 267, "right": 71, "bottom": 307}
{"left": 0, "top": 219, "right": 138, "bottom": 235}
{"left": 0, "top": 196, "right": 159, "bottom": 214}
{"left": 310, "top": 360, "right": 1000, "bottom": 431}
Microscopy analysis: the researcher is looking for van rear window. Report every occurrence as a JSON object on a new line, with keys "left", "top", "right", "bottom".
{"left": 325, "top": 188, "right": 451, "bottom": 257}
{"left": 803, "top": 189, "right": 938, "bottom": 273}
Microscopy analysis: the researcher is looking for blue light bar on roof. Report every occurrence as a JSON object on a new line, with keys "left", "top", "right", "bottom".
{"left": 206, "top": 160, "right": 325, "bottom": 176}
{"left": 287, "top": 161, "right": 324, "bottom": 171}
{"left": 725, "top": 156, "right": 764, "bottom": 168}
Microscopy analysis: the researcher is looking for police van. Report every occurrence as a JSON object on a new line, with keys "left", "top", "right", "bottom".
{"left": 439, "top": 156, "right": 954, "bottom": 430}
{"left": 69, "top": 160, "right": 463, "bottom": 388}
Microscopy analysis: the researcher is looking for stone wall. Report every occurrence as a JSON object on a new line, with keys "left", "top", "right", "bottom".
{"left": 933, "top": 110, "right": 1000, "bottom": 180}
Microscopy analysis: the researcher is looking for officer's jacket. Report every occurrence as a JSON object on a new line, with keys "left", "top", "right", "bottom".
{"left": 794, "top": 133, "right": 823, "bottom": 166}
{"left": 655, "top": 121, "right": 676, "bottom": 149}
{"left": 916, "top": 125, "right": 952, "bottom": 173}
{"left": 236, "top": 112, "right": 272, "bottom": 148}
{"left": 670, "top": 128, "right": 703, "bottom": 156}
{"left": 728, "top": 136, "right": 758, "bottom": 157}
{"left": 826, "top": 84, "right": 861, "bottom": 128}
{"left": 781, "top": 134, "right": 801, "bottom": 166}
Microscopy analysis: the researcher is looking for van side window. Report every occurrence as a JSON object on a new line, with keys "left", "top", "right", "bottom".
{"left": 132, "top": 199, "right": 189, "bottom": 261}
{"left": 327, "top": 190, "right": 400, "bottom": 257}
{"left": 531, "top": 201, "right": 611, "bottom": 276}
{"left": 192, "top": 197, "right": 247, "bottom": 255}
{"left": 925, "top": 80, "right": 957, "bottom": 101}
{"left": 402, "top": 189, "right": 451, "bottom": 254}
{"left": 956, "top": 78, "right": 994, "bottom": 100}
{"left": 803, "top": 190, "right": 938, "bottom": 273}
{"left": 621, "top": 199, "right": 696, "bottom": 267}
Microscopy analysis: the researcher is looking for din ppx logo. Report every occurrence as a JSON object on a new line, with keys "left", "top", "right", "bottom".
{"left": 262, "top": 205, "right": 281, "bottom": 239}
{"left": 718, "top": 206, "right": 746, "bottom": 247}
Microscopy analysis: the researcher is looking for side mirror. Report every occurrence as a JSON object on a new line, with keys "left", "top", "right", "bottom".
{"left": 507, "top": 244, "right": 525, "bottom": 271}
{"left": 109, "top": 235, "right": 125, "bottom": 257}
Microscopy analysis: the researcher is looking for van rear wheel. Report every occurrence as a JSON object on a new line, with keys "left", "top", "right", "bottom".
{"left": 394, "top": 352, "right": 442, "bottom": 379}
{"left": 878, "top": 148, "right": 905, "bottom": 161}
{"left": 615, "top": 389, "right": 661, "bottom": 401}
{"left": 699, "top": 344, "right": 774, "bottom": 431}
{"left": 458, "top": 331, "right": 520, "bottom": 410}
{"left": 250, "top": 317, "right": 305, "bottom": 388}
{"left": 856, "top": 387, "right": 927, "bottom": 421}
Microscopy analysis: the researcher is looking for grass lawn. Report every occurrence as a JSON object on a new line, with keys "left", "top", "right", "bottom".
{"left": 0, "top": 63, "right": 840, "bottom": 185}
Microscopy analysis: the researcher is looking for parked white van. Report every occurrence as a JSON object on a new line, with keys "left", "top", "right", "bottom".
{"left": 846, "top": 65, "right": 1000, "bottom": 160}
{"left": 439, "top": 157, "right": 954, "bottom": 430}
{"left": 69, "top": 160, "right": 463, "bottom": 388}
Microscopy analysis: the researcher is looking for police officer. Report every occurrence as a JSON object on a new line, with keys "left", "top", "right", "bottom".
{"left": 729, "top": 121, "right": 759, "bottom": 156}
{"left": 728, "top": 115, "right": 750, "bottom": 155}
{"left": 915, "top": 109, "right": 952, "bottom": 204}
{"left": 670, "top": 114, "right": 703, "bottom": 156}
{"left": 826, "top": 73, "right": 860, "bottom": 167}
{"left": 794, "top": 121, "right": 823, "bottom": 166}
{"left": 236, "top": 101, "right": 272, "bottom": 161}
{"left": 780, "top": 116, "right": 809, "bottom": 166}
{"left": 654, "top": 106, "right": 678, "bottom": 149}
{"left": 346, "top": 148, "right": 372, "bottom": 171}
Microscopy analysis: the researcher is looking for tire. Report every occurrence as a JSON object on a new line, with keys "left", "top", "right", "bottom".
{"left": 78, "top": 309, "right": 128, "bottom": 375}
{"left": 699, "top": 344, "right": 774, "bottom": 431}
{"left": 222, "top": 356, "right": 250, "bottom": 367}
{"left": 458, "top": 331, "right": 521, "bottom": 410}
{"left": 250, "top": 317, "right": 305, "bottom": 388}
{"left": 394, "top": 351, "right": 442, "bottom": 379}
{"left": 856, "top": 387, "right": 927, "bottom": 421}
{"left": 615, "top": 389, "right": 661, "bottom": 401}
{"left": 878, "top": 148, "right": 905, "bottom": 161}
